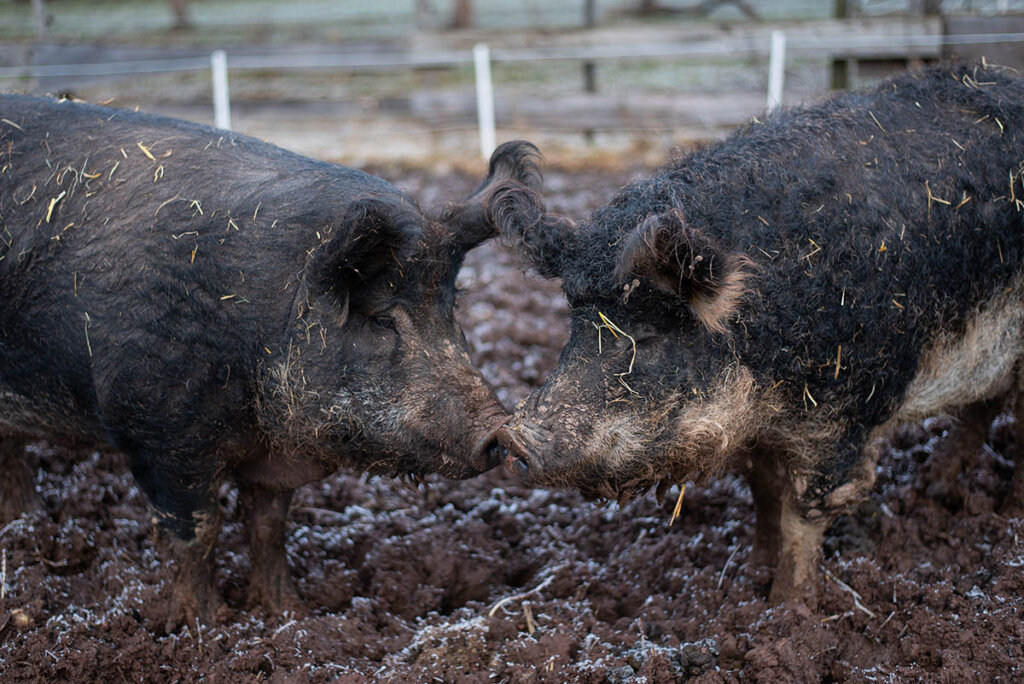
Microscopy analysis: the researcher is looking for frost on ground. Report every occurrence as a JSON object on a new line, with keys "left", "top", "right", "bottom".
{"left": 0, "top": 166, "right": 1022, "bottom": 683}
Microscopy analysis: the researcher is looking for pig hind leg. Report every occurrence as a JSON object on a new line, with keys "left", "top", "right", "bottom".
{"left": 238, "top": 480, "right": 299, "bottom": 613}
{"left": 1002, "top": 390, "right": 1024, "bottom": 515}
{"left": 0, "top": 435, "right": 40, "bottom": 525}
{"left": 919, "top": 398, "right": 1003, "bottom": 504}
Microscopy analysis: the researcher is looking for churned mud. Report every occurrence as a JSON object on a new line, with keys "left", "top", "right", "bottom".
{"left": 1, "top": 165, "right": 1022, "bottom": 682}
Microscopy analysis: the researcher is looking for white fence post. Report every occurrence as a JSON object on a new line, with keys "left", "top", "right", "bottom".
{"left": 31, "top": 0, "right": 48, "bottom": 38}
{"left": 211, "top": 50, "right": 232, "bottom": 131}
{"left": 473, "top": 43, "right": 496, "bottom": 161}
{"left": 766, "top": 30, "right": 786, "bottom": 113}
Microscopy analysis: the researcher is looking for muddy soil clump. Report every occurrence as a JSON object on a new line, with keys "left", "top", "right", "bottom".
{"left": 1, "top": 165, "right": 1022, "bottom": 682}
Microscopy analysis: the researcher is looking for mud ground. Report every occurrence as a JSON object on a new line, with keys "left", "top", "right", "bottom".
{"left": 1, "top": 164, "right": 1023, "bottom": 683}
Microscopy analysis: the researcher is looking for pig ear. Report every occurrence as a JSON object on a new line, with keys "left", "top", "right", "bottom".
{"left": 309, "top": 198, "right": 415, "bottom": 301}
{"left": 487, "top": 182, "right": 575, "bottom": 279}
{"left": 441, "top": 140, "right": 546, "bottom": 248}
{"left": 614, "top": 208, "right": 750, "bottom": 333}
{"left": 441, "top": 140, "right": 574, "bottom": 276}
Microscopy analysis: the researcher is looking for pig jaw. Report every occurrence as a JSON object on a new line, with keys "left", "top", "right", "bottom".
{"left": 257, "top": 340, "right": 508, "bottom": 481}
{"left": 498, "top": 409, "right": 655, "bottom": 501}
{"left": 500, "top": 365, "right": 765, "bottom": 500}
{"left": 496, "top": 357, "right": 666, "bottom": 500}
{"left": 375, "top": 324, "right": 511, "bottom": 478}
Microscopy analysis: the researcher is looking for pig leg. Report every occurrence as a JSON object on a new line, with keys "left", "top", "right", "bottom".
{"left": 0, "top": 435, "right": 39, "bottom": 525}
{"left": 127, "top": 451, "right": 226, "bottom": 629}
{"left": 920, "top": 398, "right": 1001, "bottom": 502}
{"left": 768, "top": 494, "right": 828, "bottom": 606}
{"left": 768, "top": 445, "right": 876, "bottom": 606}
{"left": 1001, "top": 392, "right": 1024, "bottom": 516}
{"left": 155, "top": 507, "right": 227, "bottom": 631}
{"left": 747, "top": 452, "right": 828, "bottom": 604}
{"left": 745, "top": 453, "right": 785, "bottom": 567}
{"left": 238, "top": 480, "right": 299, "bottom": 613}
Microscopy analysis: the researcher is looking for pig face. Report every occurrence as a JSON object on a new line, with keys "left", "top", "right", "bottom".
{"left": 259, "top": 144, "right": 543, "bottom": 480}
{"left": 497, "top": 199, "right": 763, "bottom": 500}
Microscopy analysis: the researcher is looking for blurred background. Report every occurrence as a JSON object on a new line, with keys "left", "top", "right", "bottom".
{"left": 3, "top": 0, "right": 1024, "bottom": 166}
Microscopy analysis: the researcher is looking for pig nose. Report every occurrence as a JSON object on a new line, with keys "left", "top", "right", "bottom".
{"left": 483, "top": 438, "right": 508, "bottom": 470}
{"left": 471, "top": 424, "right": 509, "bottom": 473}
{"left": 494, "top": 427, "right": 531, "bottom": 478}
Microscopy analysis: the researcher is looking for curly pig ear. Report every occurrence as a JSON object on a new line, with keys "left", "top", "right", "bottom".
{"left": 614, "top": 208, "right": 750, "bottom": 333}
{"left": 441, "top": 140, "right": 544, "bottom": 251}
{"left": 486, "top": 181, "right": 574, "bottom": 279}
{"left": 440, "top": 140, "right": 574, "bottom": 277}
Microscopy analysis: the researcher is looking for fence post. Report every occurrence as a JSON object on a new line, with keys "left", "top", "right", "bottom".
{"left": 766, "top": 30, "right": 786, "bottom": 113}
{"left": 473, "top": 43, "right": 496, "bottom": 161}
{"left": 31, "top": 0, "right": 48, "bottom": 38}
{"left": 211, "top": 50, "right": 232, "bottom": 131}
{"left": 582, "top": 0, "right": 598, "bottom": 145}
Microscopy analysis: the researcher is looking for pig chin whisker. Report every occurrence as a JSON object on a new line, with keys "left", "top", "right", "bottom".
{"left": 580, "top": 412, "right": 651, "bottom": 473}
{"left": 659, "top": 366, "right": 765, "bottom": 484}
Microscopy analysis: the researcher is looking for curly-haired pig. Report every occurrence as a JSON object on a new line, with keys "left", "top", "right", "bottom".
{"left": 490, "top": 63, "right": 1024, "bottom": 604}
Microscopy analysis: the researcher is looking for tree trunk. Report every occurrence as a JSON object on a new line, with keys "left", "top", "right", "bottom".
{"left": 452, "top": 0, "right": 473, "bottom": 29}
{"left": 168, "top": 0, "right": 192, "bottom": 29}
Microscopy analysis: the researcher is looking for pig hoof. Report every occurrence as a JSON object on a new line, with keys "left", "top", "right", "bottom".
{"left": 767, "top": 583, "right": 818, "bottom": 611}
{"left": 246, "top": 584, "right": 304, "bottom": 615}
{"left": 164, "top": 591, "right": 228, "bottom": 634}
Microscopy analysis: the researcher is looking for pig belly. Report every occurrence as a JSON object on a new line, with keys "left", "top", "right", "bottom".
{"left": 0, "top": 384, "right": 103, "bottom": 444}
{"left": 892, "top": 274, "right": 1024, "bottom": 427}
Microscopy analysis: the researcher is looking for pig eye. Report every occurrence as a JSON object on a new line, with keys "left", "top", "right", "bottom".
{"left": 372, "top": 315, "right": 397, "bottom": 332}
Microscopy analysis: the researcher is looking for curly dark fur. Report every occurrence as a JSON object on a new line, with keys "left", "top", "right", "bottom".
{"left": 487, "top": 180, "right": 574, "bottom": 280}
{"left": 439, "top": 140, "right": 544, "bottom": 250}
{"left": 499, "top": 61, "right": 1024, "bottom": 602}
{"left": 504, "top": 61, "right": 1024, "bottom": 501}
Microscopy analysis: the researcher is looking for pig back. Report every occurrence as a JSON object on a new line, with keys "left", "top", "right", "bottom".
{"left": 590, "top": 66, "right": 1024, "bottom": 434}
{"left": 0, "top": 95, "right": 407, "bottom": 446}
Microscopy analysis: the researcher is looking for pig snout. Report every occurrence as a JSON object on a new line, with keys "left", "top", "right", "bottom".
{"left": 442, "top": 400, "right": 512, "bottom": 477}
{"left": 494, "top": 425, "right": 546, "bottom": 480}
{"left": 471, "top": 424, "right": 510, "bottom": 473}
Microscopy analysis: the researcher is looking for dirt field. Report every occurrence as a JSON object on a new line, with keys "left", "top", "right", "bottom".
{"left": 1, "top": 163, "right": 1023, "bottom": 682}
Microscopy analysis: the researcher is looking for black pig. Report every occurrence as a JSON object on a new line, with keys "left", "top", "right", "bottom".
{"left": 0, "top": 95, "right": 520, "bottom": 622}
{"left": 493, "top": 63, "right": 1024, "bottom": 603}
